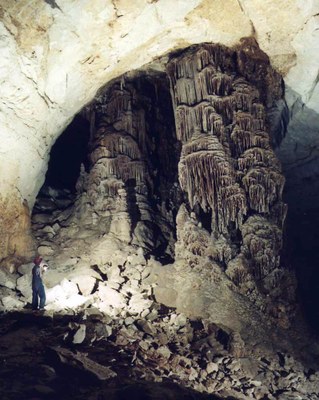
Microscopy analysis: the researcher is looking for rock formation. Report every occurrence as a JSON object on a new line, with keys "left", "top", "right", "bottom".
{"left": 1, "top": 1, "right": 319, "bottom": 399}
{"left": 75, "top": 73, "right": 181, "bottom": 256}
{"left": 0, "top": 0, "right": 318, "bottom": 266}
{"left": 165, "top": 43, "right": 293, "bottom": 316}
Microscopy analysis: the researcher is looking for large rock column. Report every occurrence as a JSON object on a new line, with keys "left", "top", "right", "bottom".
{"left": 166, "top": 42, "right": 294, "bottom": 314}
{"left": 74, "top": 74, "right": 180, "bottom": 257}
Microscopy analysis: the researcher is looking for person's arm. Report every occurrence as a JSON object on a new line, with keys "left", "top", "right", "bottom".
{"left": 40, "top": 261, "right": 49, "bottom": 274}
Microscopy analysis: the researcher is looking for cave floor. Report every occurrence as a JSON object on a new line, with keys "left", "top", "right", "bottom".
{"left": 0, "top": 310, "right": 227, "bottom": 400}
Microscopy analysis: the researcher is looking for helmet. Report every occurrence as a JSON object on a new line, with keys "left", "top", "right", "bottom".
{"left": 33, "top": 256, "right": 43, "bottom": 265}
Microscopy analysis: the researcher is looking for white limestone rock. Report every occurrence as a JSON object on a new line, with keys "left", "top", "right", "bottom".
{"left": 46, "top": 285, "right": 65, "bottom": 304}
{"left": 60, "top": 279, "right": 79, "bottom": 298}
{"left": 2, "top": 295, "right": 24, "bottom": 310}
{"left": 206, "top": 362, "right": 219, "bottom": 374}
{"left": 156, "top": 346, "right": 171, "bottom": 359}
{"left": 0, "top": 268, "right": 18, "bottom": 290}
{"left": 18, "top": 263, "right": 33, "bottom": 275}
{"left": 97, "top": 282, "right": 127, "bottom": 309}
{"left": 127, "top": 248, "right": 146, "bottom": 266}
{"left": 38, "top": 245, "right": 55, "bottom": 256}
{"left": 73, "top": 324, "right": 86, "bottom": 344}
{"left": 16, "top": 274, "right": 32, "bottom": 300}
{"left": 64, "top": 294, "right": 88, "bottom": 309}
{"left": 128, "top": 293, "right": 153, "bottom": 314}
{"left": 106, "top": 265, "right": 125, "bottom": 284}
{"left": 70, "top": 275, "right": 96, "bottom": 296}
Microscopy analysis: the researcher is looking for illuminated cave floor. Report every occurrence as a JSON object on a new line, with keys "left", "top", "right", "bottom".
{"left": 0, "top": 311, "right": 231, "bottom": 400}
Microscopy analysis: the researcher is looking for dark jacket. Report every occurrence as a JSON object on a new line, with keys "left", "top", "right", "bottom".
{"left": 32, "top": 264, "right": 44, "bottom": 289}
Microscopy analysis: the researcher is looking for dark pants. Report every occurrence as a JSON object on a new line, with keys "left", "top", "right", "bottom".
{"left": 32, "top": 284, "right": 46, "bottom": 310}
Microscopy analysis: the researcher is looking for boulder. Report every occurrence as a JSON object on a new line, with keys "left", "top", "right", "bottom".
{"left": 70, "top": 275, "right": 96, "bottom": 296}
{"left": 0, "top": 268, "right": 18, "bottom": 290}
{"left": 73, "top": 324, "right": 86, "bottom": 344}
{"left": 97, "top": 283, "right": 127, "bottom": 309}
{"left": 136, "top": 320, "right": 157, "bottom": 336}
{"left": 60, "top": 279, "right": 79, "bottom": 298}
{"left": 2, "top": 295, "right": 24, "bottom": 310}
{"left": 128, "top": 293, "right": 153, "bottom": 314}
{"left": 16, "top": 274, "right": 32, "bottom": 300}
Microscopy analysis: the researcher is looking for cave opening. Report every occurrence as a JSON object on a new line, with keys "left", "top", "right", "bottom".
{"left": 31, "top": 114, "right": 90, "bottom": 229}
{"left": 45, "top": 114, "right": 90, "bottom": 193}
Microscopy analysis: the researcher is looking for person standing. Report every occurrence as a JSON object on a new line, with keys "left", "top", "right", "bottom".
{"left": 32, "top": 256, "right": 48, "bottom": 310}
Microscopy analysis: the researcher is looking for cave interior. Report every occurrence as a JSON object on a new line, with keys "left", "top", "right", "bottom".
{"left": 34, "top": 44, "right": 319, "bottom": 333}
{"left": 2, "top": 40, "right": 319, "bottom": 400}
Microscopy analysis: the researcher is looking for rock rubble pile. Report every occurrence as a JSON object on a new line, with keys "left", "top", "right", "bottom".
{"left": 1, "top": 228, "right": 318, "bottom": 399}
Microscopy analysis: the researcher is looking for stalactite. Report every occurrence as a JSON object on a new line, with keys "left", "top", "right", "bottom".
{"left": 238, "top": 148, "right": 281, "bottom": 172}
{"left": 175, "top": 103, "right": 228, "bottom": 143}
{"left": 175, "top": 78, "right": 197, "bottom": 105}
{"left": 234, "top": 112, "right": 252, "bottom": 131}
{"left": 196, "top": 48, "right": 212, "bottom": 72}
{"left": 97, "top": 89, "right": 132, "bottom": 123}
{"left": 231, "top": 128, "right": 270, "bottom": 154}
{"left": 252, "top": 103, "right": 265, "bottom": 119}
{"left": 210, "top": 96, "right": 236, "bottom": 123}
{"left": 209, "top": 73, "right": 233, "bottom": 96}
{"left": 242, "top": 168, "right": 285, "bottom": 213}
{"left": 178, "top": 134, "right": 246, "bottom": 232}
{"left": 76, "top": 73, "right": 180, "bottom": 253}
{"left": 90, "top": 132, "right": 142, "bottom": 164}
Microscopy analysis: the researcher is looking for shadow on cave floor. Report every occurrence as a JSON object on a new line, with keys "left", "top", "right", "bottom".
{"left": 0, "top": 311, "right": 234, "bottom": 400}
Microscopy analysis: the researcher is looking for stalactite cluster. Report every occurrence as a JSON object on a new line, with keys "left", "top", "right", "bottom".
{"left": 167, "top": 43, "right": 288, "bottom": 297}
{"left": 178, "top": 133, "right": 246, "bottom": 232}
{"left": 84, "top": 82, "right": 150, "bottom": 239}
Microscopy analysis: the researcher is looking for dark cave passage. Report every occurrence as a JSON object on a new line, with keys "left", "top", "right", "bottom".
{"left": 45, "top": 114, "right": 90, "bottom": 192}
{"left": 284, "top": 202, "right": 319, "bottom": 333}
{"left": 31, "top": 114, "right": 91, "bottom": 223}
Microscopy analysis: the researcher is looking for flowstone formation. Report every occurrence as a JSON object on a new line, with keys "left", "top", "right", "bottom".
{"left": 161, "top": 41, "right": 295, "bottom": 325}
